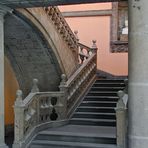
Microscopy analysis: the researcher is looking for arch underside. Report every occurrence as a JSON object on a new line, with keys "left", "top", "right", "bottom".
{"left": 4, "top": 12, "right": 62, "bottom": 97}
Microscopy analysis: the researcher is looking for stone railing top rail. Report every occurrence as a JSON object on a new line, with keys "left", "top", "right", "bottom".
{"left": 15, "top": 90, "right": 64, "bottom": 107}
{"left": 65, "top": 53, "right": 96, "bottom": 87}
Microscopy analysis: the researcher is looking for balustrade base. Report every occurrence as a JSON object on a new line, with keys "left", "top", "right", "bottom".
{"left": 0, "top": 143, "right": 8, "bottom": 148}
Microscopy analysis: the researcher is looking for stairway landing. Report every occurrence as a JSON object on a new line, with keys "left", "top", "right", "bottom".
{"left": 31, "top": 124, "right": 116, "bottom": 148}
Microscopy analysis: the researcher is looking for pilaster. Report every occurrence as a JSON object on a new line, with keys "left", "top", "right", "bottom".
{"left": 128, "top": 0, "right": 148, "bottom": 148}
{"left": 0, "top": 4, "right": 11, "bottom": 148}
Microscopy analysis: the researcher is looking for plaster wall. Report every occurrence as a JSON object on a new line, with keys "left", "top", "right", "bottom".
{"left": 4, "top": 57, "right": 19, "bottom": 125}
{"left": 59, "top": 3, "right": 112, "bottom": 11}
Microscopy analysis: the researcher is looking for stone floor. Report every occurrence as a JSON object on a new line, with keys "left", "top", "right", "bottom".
{"left": 45, "top": 124, "right": 116, "bottom": 138}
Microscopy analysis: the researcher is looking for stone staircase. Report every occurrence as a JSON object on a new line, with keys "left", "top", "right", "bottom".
{"left": 29, "top": 79, "right": 125, "bottom": 148}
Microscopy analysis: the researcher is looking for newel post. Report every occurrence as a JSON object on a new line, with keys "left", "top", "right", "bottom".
{"left": 13, "top": 90, "right": 25, "bottom": 148}
{"left": 115, "top": 90, "right": 127, "bottom": 148}
{"left": 31, "top": 78, "right": 39, "bottom": 93}
{"left": 59, "top": 74, "right": 68, "bottom": 118}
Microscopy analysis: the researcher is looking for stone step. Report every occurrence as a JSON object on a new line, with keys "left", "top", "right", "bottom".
{"left": 84, "top": 96, "right": 119, "bottom": 102}
{"left": 73, "top": 112, "right": 116, "bottom": 119}
{"left": 90, "top": 87, "right": 124, "bottom": 91}
{"left": 95, "top": 79, "right": 124, "bottom": 83}
{"left": 80, "top": 101, "right": 117, "bottom": 107}
{"left": 35, "top": 130, "right": 116, "bottom": 144}
{"left": 77, "top": 106, "right": 115, "bottom": 113}
{"left": 70, "top": 118, "right": 116, "bottom": 126}
{"left": 30, "top": 140, "right": 117, "bottom": 148}
{"left": 87, "top": 91, "right": 118, "bottom": 97}
{"left": 93, "top": 83, "right": 125, "bottom": 87}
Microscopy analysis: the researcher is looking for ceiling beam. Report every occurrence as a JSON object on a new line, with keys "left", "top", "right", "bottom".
{"left": 0, "top": 0, "right": 127, "bottom": 8}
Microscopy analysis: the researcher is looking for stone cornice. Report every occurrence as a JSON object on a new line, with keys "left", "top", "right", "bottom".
{"left": 62, "top": 9, "right": 112, "bottom": 17}
{"left": 110, "top": 41, "right": 128, "bottom": 53}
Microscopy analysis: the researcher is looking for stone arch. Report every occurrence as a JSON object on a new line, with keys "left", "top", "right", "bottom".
{"left": 4, "top": 12, "right": 62, "bottom": 97}
{"left": 17, "top": 8, "right": 78, "bottom": 78}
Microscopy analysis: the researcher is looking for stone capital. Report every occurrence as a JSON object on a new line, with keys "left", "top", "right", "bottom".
{"left": 0, "top": 4, "right": 12, "bottom": 17}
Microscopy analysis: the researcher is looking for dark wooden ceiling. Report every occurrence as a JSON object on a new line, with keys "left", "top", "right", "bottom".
{"left": 1, "top": 0, "right": 127, "bottom": 8}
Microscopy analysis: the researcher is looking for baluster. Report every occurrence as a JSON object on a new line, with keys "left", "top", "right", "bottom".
{"left": 57, "top": 95, "right": 67, "bottom": 119}
{"left": 79, "top": 47, "right": 85, "bottom": 64}
{"left": 86, "top": 47, "right": 90, "bottom": 58}
{"left": 31, "top": 79, "right": 39, "bottom": 93}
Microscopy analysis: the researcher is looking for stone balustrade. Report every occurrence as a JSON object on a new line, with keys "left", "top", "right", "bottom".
{"left": 13, "top": 79, "right": 66, "bottom": 148}
{"left": 74, "top": 31, "right": 98, "bottom": 64}
{"left": 13, "top": 40, "right": 97, "bottom": 147}
{"left": 78, "top": 40, "right": 97, "bottom": 64}
{"left": 59, "top": 47, "right": 97, "bottom": 116}
{"left": 115, "top": 79, "right": 128, "bottom": 148}
{"left": 44, "top": 6, "right": 78, "bottom": 51}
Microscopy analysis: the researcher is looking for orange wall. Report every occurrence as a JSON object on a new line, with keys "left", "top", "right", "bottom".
{"left": 59, "top": 3, "right": 128, "bottom": 76}
{"left": 4, "top": 57, "right": 19, "bottom": 125}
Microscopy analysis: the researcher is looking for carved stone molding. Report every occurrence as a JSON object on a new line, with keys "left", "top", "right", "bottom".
{"left": 110, "top": 41, "right": 128, "bottom": 53}
{"left": 110, "top": 2, "right": 128, "bottom": 53}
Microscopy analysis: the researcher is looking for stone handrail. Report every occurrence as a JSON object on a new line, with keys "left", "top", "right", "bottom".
{"left": 115, "top": 79, "right": 128, "bottom": 148}
{"left": 44, "top": 6, "right": 78, "bottom": 51}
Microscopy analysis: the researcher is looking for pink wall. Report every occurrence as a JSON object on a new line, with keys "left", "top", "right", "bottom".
{"left": 59, "top": 3, "right": 112, "bottom": 11}
{"left": 59, "top": 3, "right": 128, "bottom": 76}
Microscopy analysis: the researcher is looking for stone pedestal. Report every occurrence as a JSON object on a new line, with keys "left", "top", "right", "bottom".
{"left": 128, "top": 0, "right": 148, "bottom": 148}
{"left": 0, "top": 5, "right": 11, "bottom": 148}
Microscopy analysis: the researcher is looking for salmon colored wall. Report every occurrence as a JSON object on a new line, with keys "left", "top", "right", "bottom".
{"left": 59, "top": 3, "right": 128, "bottom": 76}
{"left": 59, "top": 3, "right": 112, "bottom": 11}
{"left": 4, "top": 57, "right": 19, "bottom": 125}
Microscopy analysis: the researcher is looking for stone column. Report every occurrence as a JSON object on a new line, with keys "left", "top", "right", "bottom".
{"left": 0, "top": 5, "right": 11, "bottom": 148}
{"left": 128, "top": 0, "right": 148, "bottom": 148}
